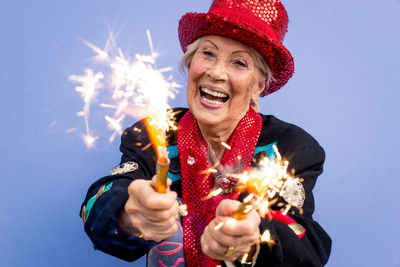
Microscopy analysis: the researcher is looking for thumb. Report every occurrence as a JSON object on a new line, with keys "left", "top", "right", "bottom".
{"left": 216, "top": 199, "right": 241, "bottom": 217}
{"left": 151, "top": 175, "right": 173, "bottom": 190}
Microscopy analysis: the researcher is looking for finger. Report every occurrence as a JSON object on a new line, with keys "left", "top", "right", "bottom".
{"left": 167, "top": 177, "right": 173, "bottom": 188}
{"left": 140, "top": 222, "right": 178, "bottom": 242}
{"left": 128, "top": 198, "right": 178, "bottom": 226}
{"left": 131, "top": 212, "right": 178, "bottom": 233}
{"left": 151, "top": 176, "right": 173, "bottom": 189}
{"left": 202, "top": 229, "right": 248, "bottom": 262}
{"left": 208, "top": 220, "right": 256, "bottom": 254}
{"left": 142, "top": 200, "right": 179, "bottom": 222}
{"left": 216, "top": 199, "right": 241, "bottom": 217}
{"left": 201, "top": 227, "right": 227, "bottom": 259}
{"left": 130, "top": 182, "right": 176, "bottom": 210}
{"left": 217, "top": 211, "right": 260, "bottom": 236}
{"left": 125, "top": 188, "right": 178, "bottom": 227}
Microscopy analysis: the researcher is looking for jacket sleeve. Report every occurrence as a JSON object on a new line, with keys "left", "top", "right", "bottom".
{"left": 79, "top": 120, "right": 158, "bottom": 262}
{"left": 253, "top": 125, "right": 332, "bottom": 266}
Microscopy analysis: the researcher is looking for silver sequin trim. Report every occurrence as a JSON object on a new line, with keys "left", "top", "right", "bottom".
{"left": 280, "top": 179, "right": 305, "bottom": 207}
{"left": 110, "top": 161, "right": 139, "bottom": 175}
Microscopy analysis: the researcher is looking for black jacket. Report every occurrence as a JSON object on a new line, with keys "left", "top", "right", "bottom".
{"left": 80, "top": 108, "right": 331, "bottom": 266}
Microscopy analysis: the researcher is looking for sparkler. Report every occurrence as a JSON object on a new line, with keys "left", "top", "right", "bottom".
{"left": 210, "top": 144, "right": 303, "bottom": 220}
{"left": 144, "top": 111, "right": 174, "bottom": 193}
{"left": 69, "top": 29, "right": 181, "bottom": 148}
{"left": 210, "top": 144, "right": 304, "bottom": 260}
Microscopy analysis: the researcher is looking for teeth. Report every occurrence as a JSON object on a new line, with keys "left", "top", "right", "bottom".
{"left": 202, "top": 96, "right": 224, "bottom": 105}
{"left": 201, "top": 87, "right": 228, "bottom": 98}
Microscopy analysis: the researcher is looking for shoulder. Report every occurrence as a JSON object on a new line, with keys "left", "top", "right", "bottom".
{"left": 258, "top": 114, "right": 325, "bottom": 163}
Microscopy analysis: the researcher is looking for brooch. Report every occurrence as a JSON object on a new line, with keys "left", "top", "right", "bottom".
{"left": 110, "top": 161, "right": 139, "bottom": 175}
{"left": 280, "top": 179, "right": 305, "bottom": 207}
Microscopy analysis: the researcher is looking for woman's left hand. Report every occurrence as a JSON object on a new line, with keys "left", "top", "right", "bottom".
{"left": 201, "top": 199, "right": 261, "bottom": 262}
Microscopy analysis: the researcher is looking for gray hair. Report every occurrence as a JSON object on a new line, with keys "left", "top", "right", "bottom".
{"left": 179, "top": 36, "right": 274, "bottom": 111}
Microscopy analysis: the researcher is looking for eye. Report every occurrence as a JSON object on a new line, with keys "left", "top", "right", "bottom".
{"left": 233, "top": 60, "right": 248, "bottom": 68}
{"left": 201, "top": 49, "right": 215, "bottom": 58}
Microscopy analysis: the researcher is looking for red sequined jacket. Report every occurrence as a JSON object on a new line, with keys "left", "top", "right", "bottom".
{"left": 80, "top": 108, "right": 331, "bottom": 266}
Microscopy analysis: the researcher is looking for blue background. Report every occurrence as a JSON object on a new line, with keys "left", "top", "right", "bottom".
{"left": 1, "top": 0, "right": 399, "bottom": 266}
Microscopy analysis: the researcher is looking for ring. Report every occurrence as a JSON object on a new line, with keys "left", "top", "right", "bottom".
{"left": 224, "top": 246, "right": 234, "bottom": 257}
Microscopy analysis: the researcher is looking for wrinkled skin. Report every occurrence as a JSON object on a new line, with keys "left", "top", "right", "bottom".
{"left": 201, "top": 199, "right": 261, "bottom": 262}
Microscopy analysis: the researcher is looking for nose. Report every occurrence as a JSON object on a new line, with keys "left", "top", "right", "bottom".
{"left": 206, "top": 60, "right": 228, "bottom": 81}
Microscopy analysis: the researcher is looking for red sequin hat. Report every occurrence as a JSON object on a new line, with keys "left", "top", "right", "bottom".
{"left": 178, "top": 0, "right": 294, "bottom": 96}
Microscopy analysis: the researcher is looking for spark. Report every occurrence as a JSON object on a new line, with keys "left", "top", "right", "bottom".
{"left": 243, "top": 193, "right": 255, "bottom": 203}
{"left": 260, "top": 229, "right": 276, "bottom": 249}
{"left": 199, "top": 168, "right": 218, "bottom": 175}
{"left": 65, "top": 127, "right": 78, "bottom": 133}
{"left": 81, "top": 39, "right": 109, "bottom": 61}
{"left": 221, "top": 142, "right": 231, "bottom": 150}
{"left": 82, "top": 133, "right": 99, "bottom": 148}
{"left": 203, "top": 188, "right": 223, "bottom": 200}
{"left": 207, "top": 146, "right": 304, "bottom": 249}
{"left": 240, "top": 253, "right": 249, "bottom": 264}
{"left": 49, "top": 120, "right": 57, "bottom": 128}
{"left": 214, "top": 221, "right": 224, "bottom": 231}
{"left": 70, "top": 30, "right": 180, "bottom": 147}
{"left": 141, "top": 143, "right": 151, "bottom": 151}
{"left": 260, "top": 230, "right": 271, "bottom": 242}
{"left": 69, "top": 69, "right": 104, "bottom": 146}
{"left": 213, "top": 217, "right": 237, "bottom": 231}
{"left": 281, "top": 204, "right": 291, "bottom": 215}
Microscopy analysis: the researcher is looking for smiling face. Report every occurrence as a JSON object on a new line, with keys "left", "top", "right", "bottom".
{"left": 186, "top": 35, "right": 265, "bottom": 131}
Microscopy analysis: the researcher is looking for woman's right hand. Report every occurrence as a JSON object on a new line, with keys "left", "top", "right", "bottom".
{"left": 118, "top": 176, "right": 179, "bottom": 242}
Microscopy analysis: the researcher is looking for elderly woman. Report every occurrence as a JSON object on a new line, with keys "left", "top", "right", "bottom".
{"left": 80, "top": 0, "right": 331, "bottom": 266}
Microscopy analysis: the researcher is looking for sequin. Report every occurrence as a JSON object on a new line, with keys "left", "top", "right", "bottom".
{"left": 187, "top": 156, "right": 195, "bottom": 165}
{"left": 178, "top": 108, "right": 262, "bottom": 266}
{"left": 110, "top": 161, "right": 139, "bottom": 175}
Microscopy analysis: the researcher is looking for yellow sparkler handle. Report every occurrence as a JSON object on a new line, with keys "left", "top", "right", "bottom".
{"left": 155, "top": 156, "right": 170, "bottom": 193}
{"left": 232, "top": 193, "right": 255, "bottom": 220}
{"left": 232, "top": 201, "right": 253, "bottom": 220}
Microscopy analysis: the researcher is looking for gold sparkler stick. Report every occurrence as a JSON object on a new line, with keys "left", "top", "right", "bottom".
{"left": 155, "top": 146, "right": 170, "bottom": 193}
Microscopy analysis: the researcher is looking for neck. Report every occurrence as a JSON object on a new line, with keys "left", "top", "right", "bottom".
{"left": 198, "top": 119, "right": 241, "bottom": 161}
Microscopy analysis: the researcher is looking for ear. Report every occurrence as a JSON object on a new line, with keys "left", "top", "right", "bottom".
{"left": 186, "top": 55, "right": 194, "bottom": 71}
{"left": 251, "top": 80, "right": 265, "bottom": 103}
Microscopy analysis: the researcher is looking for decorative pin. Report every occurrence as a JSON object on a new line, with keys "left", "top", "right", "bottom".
{"left": 81, "top": 206, "right": 87, "bottom": 224}
{"left": 187, "top": 156, "right": 195, "bottom": 165}
{"left": 281, "top": 179, "right": 305, "bottom": 207}
{"left": 176, "top": 201, "right": 188, "bottom": 220}
{"left": 287, "top": 223, "right": 306, "bottom": 236}
{"left": 110, "top": 161, "right": 139, "bottom": 175}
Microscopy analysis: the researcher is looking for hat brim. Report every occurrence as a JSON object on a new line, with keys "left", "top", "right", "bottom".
{"left": 178, "top": 12, "right": 294, "bottom": 96}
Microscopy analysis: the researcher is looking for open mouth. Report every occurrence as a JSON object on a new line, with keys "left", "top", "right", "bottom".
{"left": 199, "top": 86, "right": 229, "bottom": 105}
